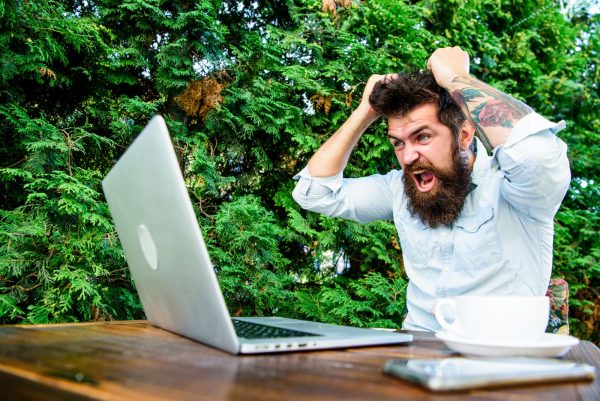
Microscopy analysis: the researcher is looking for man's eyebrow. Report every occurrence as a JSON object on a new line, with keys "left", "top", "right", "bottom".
{"left": 387, "top": 124, "right": 429, "bottom": 140}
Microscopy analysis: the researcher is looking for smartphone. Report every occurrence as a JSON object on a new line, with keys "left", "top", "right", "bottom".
{"left": 384, "top": 357, "right": 596, "bottom": 391}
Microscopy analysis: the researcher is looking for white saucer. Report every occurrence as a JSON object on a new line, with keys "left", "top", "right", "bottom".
{"left": 436, "top": 332, "right": 580, "bottom": 357}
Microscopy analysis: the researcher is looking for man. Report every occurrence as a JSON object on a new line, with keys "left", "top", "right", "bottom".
{"left": 292, "top": 47, "right": 571, "bottom": 331}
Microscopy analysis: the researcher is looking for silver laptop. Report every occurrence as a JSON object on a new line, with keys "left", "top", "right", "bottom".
{"left": 102, "top": 115, "right": 412, "bottom": 354}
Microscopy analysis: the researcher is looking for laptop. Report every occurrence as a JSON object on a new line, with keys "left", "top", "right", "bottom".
{"left": 102, "top": 115, "right": 412, "bottom": 354}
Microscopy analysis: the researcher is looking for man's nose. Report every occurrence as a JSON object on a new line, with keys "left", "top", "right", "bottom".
{"left": 402, "top": 145, "right": 419, "bottom": 166}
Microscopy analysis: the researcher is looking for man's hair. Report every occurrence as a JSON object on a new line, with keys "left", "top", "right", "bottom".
{"left": 368, "top": 70, "right": 466, "bottom": 138}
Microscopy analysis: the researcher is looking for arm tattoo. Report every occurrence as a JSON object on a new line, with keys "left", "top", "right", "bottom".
{"left": 451, "top": 76, "right": 533, "bottom": 151}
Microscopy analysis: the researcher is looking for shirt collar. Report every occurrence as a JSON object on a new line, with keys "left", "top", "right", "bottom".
{"left": 470, "top": 137, "right": 491, "bottom": 188}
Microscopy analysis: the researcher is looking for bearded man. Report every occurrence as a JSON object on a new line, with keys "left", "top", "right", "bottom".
{"left": 292, "top": 47, "right": 571, "bottom": 331}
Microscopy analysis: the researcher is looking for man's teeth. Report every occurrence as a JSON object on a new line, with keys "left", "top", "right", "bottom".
{"left": 413, "top": 171, "right": 426, "bottom": 185}
{"left": 413, "top": 171, "right": 423, "bottom": 184}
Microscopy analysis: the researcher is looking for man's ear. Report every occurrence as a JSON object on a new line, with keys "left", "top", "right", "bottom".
{"left": 458, "top": 120, "right": 476, "bottom": 152}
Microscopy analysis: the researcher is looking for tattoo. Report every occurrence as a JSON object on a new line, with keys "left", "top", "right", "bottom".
{"left": 451, "top": 76, "right": 533, "bottom": 152}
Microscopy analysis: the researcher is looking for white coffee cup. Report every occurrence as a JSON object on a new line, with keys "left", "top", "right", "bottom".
{"left": 433, "top": 295, "right": 550, "bottom": 343}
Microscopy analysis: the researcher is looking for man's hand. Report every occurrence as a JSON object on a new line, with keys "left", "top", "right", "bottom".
{"left": 427, "top": 46, "right": 533, "bottom": 151}
{"left": 358, "top": 74, "right": 395, "bottom": 121}
{"left": 426, "top": 46, "right": 470, "bottom": 89}
{"left": 306, "top": 73, "right": 392, "bottom": 178}
{"left": 361, "top": 74, "right": 391, "bottom": 104}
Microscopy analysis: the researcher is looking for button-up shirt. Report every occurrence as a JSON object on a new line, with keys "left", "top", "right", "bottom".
{"left": 292, "top": 113, "right": 571, "bottom": 331}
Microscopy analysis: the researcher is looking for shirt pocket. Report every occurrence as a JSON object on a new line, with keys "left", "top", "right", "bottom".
{"left": 454, "top": 206, "right": 503, "bottom": 270}
{"left": 396, "top": 214, "right": 431, "bottom": 265}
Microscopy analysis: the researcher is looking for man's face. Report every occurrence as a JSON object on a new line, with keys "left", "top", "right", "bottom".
{"left": 387, "top": 103, "right": 472, "bottom": 228}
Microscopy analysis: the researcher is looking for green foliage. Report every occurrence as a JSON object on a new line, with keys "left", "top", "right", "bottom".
{"left": 296, "top": 271, "right": 407, "bottom": 328}
{"left": 0, "top": 0, "right": 597, "bottom": 342}
{"left": 0, "top": 183, "right": 141, "bottom": 323}
{"left": 208, "top": 195, "right": 295, "bottom": 317}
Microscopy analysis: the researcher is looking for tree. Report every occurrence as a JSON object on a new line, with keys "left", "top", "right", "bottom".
{"left": 0, "top": 0, "right": 597, "bottom": 342}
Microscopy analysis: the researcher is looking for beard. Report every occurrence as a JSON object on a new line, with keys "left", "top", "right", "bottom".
{"left": 402, "top": 146, "right": 472, "bottom": 229}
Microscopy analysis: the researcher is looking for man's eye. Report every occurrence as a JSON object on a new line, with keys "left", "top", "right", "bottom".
{"left": 417, "top": 134, "right": 430, "bottom": 142}
{"left": 393, "top": 140, "right": 404, "bottom": 149}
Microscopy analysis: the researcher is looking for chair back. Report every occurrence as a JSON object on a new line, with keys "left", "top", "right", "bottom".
{"left": 546, "top": 278, "right": 569, "bottom": 335}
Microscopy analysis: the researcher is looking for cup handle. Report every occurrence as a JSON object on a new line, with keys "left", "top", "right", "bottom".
{"left": 434, "top": 299, "right": 459, "bottom": 333}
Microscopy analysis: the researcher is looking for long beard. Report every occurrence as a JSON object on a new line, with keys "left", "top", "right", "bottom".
{"left": 402, "top": 149, "right": 472, "bottom": 228}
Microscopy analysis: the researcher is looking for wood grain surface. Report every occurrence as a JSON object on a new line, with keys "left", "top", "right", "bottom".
{"left": 0, "top": 320, "right": 597, "bottom": 401}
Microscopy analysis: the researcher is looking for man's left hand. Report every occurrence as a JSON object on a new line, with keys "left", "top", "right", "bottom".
{"left": 427, "top": 46, "right": 470, "bottom": 89}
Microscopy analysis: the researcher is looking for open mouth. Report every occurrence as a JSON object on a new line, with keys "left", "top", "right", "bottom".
{"left": 411, "top": 170, "right": 437, "bottom": 192}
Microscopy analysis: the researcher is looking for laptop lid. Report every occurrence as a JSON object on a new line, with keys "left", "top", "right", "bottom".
{"left": 102, "top": 116, "right": 240, "bottom": 353}
{"left": 102, "top": 116, "right": 412, "bottom": 354}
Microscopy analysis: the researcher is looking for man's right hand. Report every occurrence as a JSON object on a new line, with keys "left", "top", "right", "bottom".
{"left": 306, "top": 74, "right": 391, "bottom": 178}
{"left": 360, "top": 74, "right": 396, "bottom": 119}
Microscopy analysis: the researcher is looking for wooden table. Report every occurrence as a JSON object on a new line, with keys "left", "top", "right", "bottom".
{"left": 0, "top": 320, "right": 597, "bottom": 401}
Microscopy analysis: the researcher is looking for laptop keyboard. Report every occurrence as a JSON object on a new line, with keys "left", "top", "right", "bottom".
{"left": 232, "top": 319, "right": 321, "bottom": 339}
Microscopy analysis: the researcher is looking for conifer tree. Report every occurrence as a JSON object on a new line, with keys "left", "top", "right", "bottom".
{"left": 0, "top": 0, "right": 597, "bottom": 341}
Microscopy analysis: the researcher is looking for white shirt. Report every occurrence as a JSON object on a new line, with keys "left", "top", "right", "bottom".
{"left": 292, "top": 113, "right": 571, "bottom": 331}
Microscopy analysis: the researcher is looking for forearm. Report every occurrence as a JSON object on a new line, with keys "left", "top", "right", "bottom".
{"left": 307, "top": 102, "right": 379, "bottom": 177}
{"left": 447, "top": 75, "right": 533, "bottom": 152}
{"left": 427, "top": 47, "right": 535, "bottom": 152}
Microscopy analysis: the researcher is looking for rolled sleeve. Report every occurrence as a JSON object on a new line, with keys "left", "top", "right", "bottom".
{"left": 493, "top": 113, "right": 571, "bottom": 220}
{"left": 503, "top": 112, "right": 567, "bottom": 148}
{"left": 293, "top": 166, "right": 344, "bottom": 197}
{"left": 292, "top": 167, "right": 395, "bottom": 223}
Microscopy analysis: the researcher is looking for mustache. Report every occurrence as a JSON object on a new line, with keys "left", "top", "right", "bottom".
{"left": 404, "top": 161, "right": 447, "bottom": 178}
{"left": 405, "top": 161, "right": 431, "bottom": 173}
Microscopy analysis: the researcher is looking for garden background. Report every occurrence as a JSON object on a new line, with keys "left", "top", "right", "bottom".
{"left": 1, "top": 0, "right": 598, "bottom": 343}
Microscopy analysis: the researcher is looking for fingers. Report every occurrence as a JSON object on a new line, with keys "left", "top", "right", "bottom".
{"left": 365, "top": 73, "right": 397, "bottom": 91}
{"left": 362, "top": 73, "right": 395, "bottom": 103}
{"left": 427, "top": 46, "right": 470, "bottom": 89}
{"left": 427, "top": 46, "right": 469, "bottom": 68}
